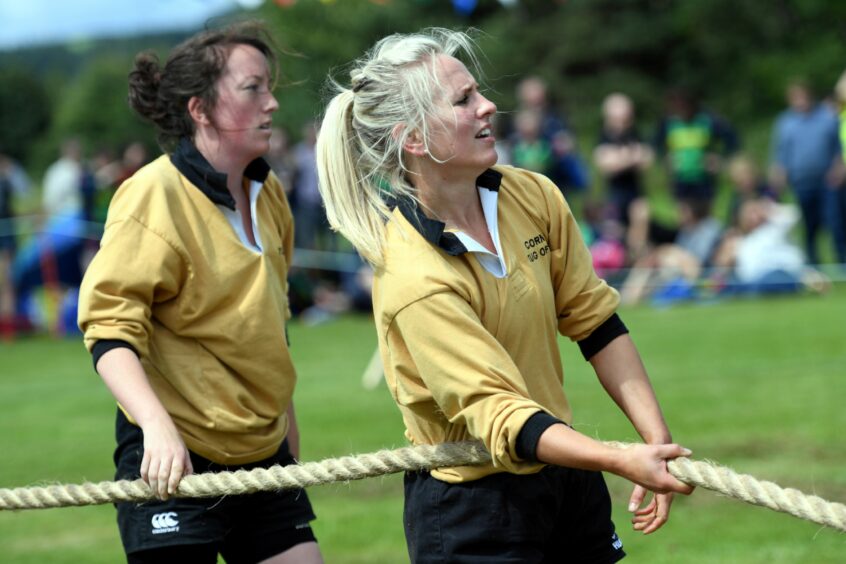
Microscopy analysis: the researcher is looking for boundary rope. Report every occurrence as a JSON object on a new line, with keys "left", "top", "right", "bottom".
{"left": 1, "top": 441, "right": 844, "bottom": 532}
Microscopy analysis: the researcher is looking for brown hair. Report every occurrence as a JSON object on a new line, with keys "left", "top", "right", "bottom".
{"left": 128, "top": 20, "right": 277, "bottom": 152}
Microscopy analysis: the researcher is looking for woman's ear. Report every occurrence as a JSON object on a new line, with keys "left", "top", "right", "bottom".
{"left": 396, "top": 124, "right": 426, "bottom": 157}
{"left": 188, "top": 96, "right": 210, "bottom": 126}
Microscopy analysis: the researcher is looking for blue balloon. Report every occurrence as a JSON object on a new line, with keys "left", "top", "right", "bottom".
{"left": 452, "top": 0, "right": 477, "bottom": 16}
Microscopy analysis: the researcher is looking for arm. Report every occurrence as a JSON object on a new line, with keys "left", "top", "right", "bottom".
{"left": 590, "top": 334, "right": 671, "bottom": 446}
{"left": 96, "top": 347, "right": 192, "bottom": 499}
{"left": 538, "top": 175, "right": 690, "bottom": 531}
{"left": 595, "top": 143, "right": 656, "bottom": 176}
{"left": 592, "top": 333, "right": 688, "bottom": 534}
{"left": 536, "top": 334, "right": 691, "bottom": 535}
{"left": 78, "top": 203, "right": 189, "bottom": 499}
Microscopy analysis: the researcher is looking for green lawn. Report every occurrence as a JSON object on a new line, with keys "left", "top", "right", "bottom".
{"left": 1, "top": 289, "right": 844, "bottom": 563}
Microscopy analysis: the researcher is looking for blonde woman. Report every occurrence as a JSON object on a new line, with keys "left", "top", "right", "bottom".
{"left": 317, "top": 29, "right": 692, "bottom": 563}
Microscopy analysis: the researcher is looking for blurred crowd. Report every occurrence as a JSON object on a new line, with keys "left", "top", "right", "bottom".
{"left": 495, "top": 74, "right": 844, "bottom": 307}
{"left": 1, "top": 70, "right": 845, "bottom": 337}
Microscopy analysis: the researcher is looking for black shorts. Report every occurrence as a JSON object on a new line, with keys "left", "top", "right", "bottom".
{"left": 404, "top": 466, "right": 625, "bottom": 564}
{"left": 114, "top": 409, "right": 317, "bottom": 562}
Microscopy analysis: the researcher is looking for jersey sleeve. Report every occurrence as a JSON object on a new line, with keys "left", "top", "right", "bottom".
{"left": 536, "top": 173, "right": 621, "bottom": 341}
{"left": 385, "top": 290, "right": 545, "bottom": 471}
{"left": 78, "top": 215, "right": 186, "bottom": 359}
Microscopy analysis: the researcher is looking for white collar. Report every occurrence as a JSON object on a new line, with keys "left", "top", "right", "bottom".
{"left": 452, "top": 186, "right": 507, "bottom": 278}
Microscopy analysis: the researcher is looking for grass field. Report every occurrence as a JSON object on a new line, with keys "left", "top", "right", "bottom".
{"left": 1, "top": 288, "right": 845, "bottom": 563}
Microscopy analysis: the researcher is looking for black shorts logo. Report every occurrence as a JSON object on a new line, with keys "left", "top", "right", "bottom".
{"left": 151, "top": 511, "right": 180, "bottom": 535}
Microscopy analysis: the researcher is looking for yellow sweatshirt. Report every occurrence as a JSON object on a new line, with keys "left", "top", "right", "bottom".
{"left": 78, "top": 142, "right": 296, "bottom": 465}
{"left": 374, "top": 165, "right": 620, "bottom": 482}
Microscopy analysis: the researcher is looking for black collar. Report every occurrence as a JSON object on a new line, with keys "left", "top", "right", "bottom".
{"left": 169, "top": 138, "right": 271, "bottom": 210}
{"left": 396, "top": 168, "right": 502, "bottom": 256}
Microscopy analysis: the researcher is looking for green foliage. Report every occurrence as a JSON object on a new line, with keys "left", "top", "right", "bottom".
{"left": 0, "top": 34, "right": 187, "bottom": 173}
{"left": 26, "top": 57, "right": 157, "bottom": 174}
{"left": 0, "top": 67, "right": 51, "bottom": 162}
{"left": 2, "top": 0, "right": 845, "bottom": 171}
{"left": 256, "top": 0, "right": 465, "bottom": 131}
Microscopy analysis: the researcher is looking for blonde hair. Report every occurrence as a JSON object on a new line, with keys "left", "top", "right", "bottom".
{"left": 316, "top": 28, "right": 481, "bottom": 267}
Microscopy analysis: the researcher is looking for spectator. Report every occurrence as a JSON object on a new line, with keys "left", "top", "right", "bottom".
{"left": 0, "top": 153, "right": 31, "bottom": 335}
{"left": 725, "top": 155, "right": 778, "bottom": 228}
{"left": 622, "top": 198, "right": 724, "bottom": 304}
{"left": 11, "top": 138, "right": 88, "bottom": 329}
{"left": 292, "top": 121, "right": 332, "bottom": 249}
{"left": 492, "top": 114, "right": 512, "bottom": 166}
{"left": 833, "top": 71, "right": 846, "bottom": 254}
{"left": 510, "top": 109, "right": 555, "bottom": 175}
{"left": 93, "top": 142, "right": 150, "bottom": 223}
{"left": 265, "top": 125, "right": 296, "bottom": 196}
{"left": 512, "top": 75, "right": 589, "bottom": 191}
{"left": 713, "top": 200, "right": 830, "bottom": 295}
{"left": 769, "top": 79, "right": 845, "bottom": 265}
{"left": 594, "top": 93, "right": 654, "bottom": 226}
{"left": 837, "top": 70, "right": 846, "bottom": 163}
{"left": 654, "top": 88, "right": 738, "bottom": 203}
{"left": 42, "top": 138, "right": 86, "bottom": 219}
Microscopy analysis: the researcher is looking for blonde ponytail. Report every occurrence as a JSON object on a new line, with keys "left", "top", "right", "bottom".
{"left": 316, "top": 28, "right": 482, "bottom": 268}
{"left": 316, "top": 90, "right": 393, "bottom": 267}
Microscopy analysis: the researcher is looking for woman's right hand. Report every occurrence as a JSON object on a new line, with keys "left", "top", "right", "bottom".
{"left": 613, "top": 443, "right": 694, "bottom": 495}
{"left": 94, "top": 348, "right": 195, "bottom": 500}
{"left": 139, "top": 416, "right": 194, "bottom": 500}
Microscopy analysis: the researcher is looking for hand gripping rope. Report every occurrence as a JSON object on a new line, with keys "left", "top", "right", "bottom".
{"left": 1, "top": 440, "right": 844, "bottom": 532}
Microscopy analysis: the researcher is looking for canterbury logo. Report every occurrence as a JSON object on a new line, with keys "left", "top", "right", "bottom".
{"left": 151, "top": 511, "right": 180, "bottom": 534}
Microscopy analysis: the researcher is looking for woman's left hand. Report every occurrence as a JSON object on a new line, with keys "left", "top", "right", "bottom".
{"left": 628, "top": 485, "right": 674, "bottom": 534}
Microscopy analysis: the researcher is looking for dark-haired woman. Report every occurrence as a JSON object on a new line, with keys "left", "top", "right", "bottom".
{"left": 78, "top": 22, "right": 323, "bottom": 563}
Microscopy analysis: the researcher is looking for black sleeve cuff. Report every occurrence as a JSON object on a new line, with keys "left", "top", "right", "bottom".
{"left": 91, "top": 339, "right": 139, "bottom": 369}
{"left": 577, "top": 313, "right": 629, "bottom": 361}
{"left": 515, "top": 411, "right": 564, "bottom": 462}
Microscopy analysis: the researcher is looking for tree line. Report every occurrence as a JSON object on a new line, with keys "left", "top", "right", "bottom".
{"left": 1, "top": 0, "right": 843, "bottom": 176}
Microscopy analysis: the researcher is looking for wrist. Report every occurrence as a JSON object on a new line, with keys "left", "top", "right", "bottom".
{"left": 641, "top": 429, "right": 672, "bottom": 445}
{"left": 603, "top": 443, "right": 630, "bottom": 477}
{"left": 135, "top": 408, "right": 175, "bottom": 431}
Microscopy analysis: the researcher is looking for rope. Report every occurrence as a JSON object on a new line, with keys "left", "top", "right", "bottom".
{"left": 0, "top": 441, "right": 489, "bottom": 510}
{"left": 1, "top": 441, "right": 844, "bottom": 533}
{"left": 666, "top": 456, "right": 846, "bottom": 532}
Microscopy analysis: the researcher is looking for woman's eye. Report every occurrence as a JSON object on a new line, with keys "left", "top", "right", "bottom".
{"left": 456, "top": 94, "right": 469, "bottom": 105}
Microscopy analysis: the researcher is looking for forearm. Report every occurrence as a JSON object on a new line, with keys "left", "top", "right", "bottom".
{"left": 95, "top": 346, "right": 192, "bottom": 499}
{"left": 589, "top": 334, "right": 671, "bottom": 444}
{"left": 535, "top": 422, "right": 623, "bottom": 473}
{"left": 95, "top": 346, "right": 173, "bottom": 429}
{"left": 595, "top": 146, "right": 634, "bottom": 175}
{"left": 535, "top": 408, "right": 692, "bottom": 495}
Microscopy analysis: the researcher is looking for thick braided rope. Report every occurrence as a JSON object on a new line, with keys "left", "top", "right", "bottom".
{"left": 603, "top": 442, "right": 846, "bottom": 532}
{"left": 666, "top": 456, "right": 846, "bottom": 531}
{"left": 0, "top": 441, "right": 489, "bottom": 511}
{"left": 1, "top": 441, "right": 844, "bottom": 532}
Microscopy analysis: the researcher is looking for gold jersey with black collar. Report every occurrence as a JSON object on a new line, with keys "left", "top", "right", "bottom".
{"left": 79, "top": 140, "right": 296, "bottom": 466}
{"left": 374, "top": 165, "right": 623, "bottom": 483}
